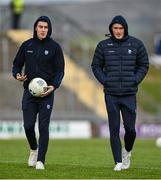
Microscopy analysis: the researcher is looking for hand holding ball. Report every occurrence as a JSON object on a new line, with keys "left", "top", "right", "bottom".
{"left": 28, "top": 78, "right": 47, "bottom": 97}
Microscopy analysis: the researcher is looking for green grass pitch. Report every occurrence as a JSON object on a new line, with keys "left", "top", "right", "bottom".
{"left": 0, "top": 138, "right": 161, "bottom": 179}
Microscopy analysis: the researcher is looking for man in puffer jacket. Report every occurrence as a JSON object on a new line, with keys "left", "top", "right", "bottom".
{"left": 91, "top": 15, "right": 149, "bottom": 171}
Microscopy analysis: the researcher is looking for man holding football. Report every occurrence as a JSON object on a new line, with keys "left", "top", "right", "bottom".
{"left": 91, "top": 15, "right": 149, "bottom": 171}
{"left": 12, "top": 16, "right": 65, "bottom": 170}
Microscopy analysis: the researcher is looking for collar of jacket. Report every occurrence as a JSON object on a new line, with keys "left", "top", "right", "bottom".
{"left": 111, "top": 34, "right": 129, "bottom": 42}
{"left": 34, "top": 36, "right": 50, "bottom": 43}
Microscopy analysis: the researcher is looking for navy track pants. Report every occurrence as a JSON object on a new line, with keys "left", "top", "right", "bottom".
{"left": 22, "top": 89, "right": 54, "bottom": 164}
{"left": 105, "top": 94, "right": 136, "bottom": 163}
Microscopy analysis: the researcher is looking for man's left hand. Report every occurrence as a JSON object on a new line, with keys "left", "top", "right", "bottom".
{"left": 41, "top": 85, "right": 54, "bottom": 97}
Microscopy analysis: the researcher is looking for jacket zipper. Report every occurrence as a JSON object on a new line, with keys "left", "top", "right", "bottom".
{"left": 119, "top": 42, "right": 122, "bottom": 90}
{"left": 35, "top": 45, "right": 41, "bottom": 74}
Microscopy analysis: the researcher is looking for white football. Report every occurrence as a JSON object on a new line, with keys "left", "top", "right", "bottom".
{"left": 28, "top": 78, "right": 47, "bottom": 97}
{"left": 156, "top": 137, "right": 161, "bottom": 148}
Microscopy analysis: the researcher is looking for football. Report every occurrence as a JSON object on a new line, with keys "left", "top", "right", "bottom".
{"left": 28, "top": 77, "right": 47, "bottom": 97}
{"left": 155, "top": 137, "right": 161, "bottom": 148}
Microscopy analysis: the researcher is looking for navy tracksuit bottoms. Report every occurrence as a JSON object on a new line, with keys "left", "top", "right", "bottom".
{"left": 22, "top": 89, "right": 54, "bottom": 164}
{"left": 105, "top": 94, "right": 136, "bottom": 164}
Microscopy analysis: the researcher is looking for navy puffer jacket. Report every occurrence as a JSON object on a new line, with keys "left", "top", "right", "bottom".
{"left": 91, "top": 15, "right": 149, "bottom": 95}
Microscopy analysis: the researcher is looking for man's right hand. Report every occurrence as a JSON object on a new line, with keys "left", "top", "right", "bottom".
{"left": 16, "top": 73, "right": 27, "bottom": 81}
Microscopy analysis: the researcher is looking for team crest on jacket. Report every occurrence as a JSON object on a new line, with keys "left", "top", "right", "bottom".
{"left": 44, "top": 50, "right": 49, "bottom": 55}
{"left": 128, "top": 49, "right": 132, "bottom": 54}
